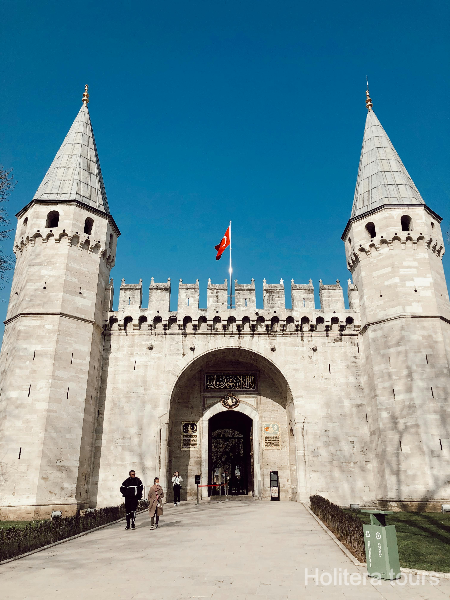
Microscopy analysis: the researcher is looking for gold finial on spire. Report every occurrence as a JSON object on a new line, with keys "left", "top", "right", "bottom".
{"left": 82, "top": 84, "right": 89, "bottom": 106}
{"left": 365, "top": 77, "right": 373, "bottom": 111}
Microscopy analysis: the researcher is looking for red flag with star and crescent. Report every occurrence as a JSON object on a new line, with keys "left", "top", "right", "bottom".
{"left": 214, "top": 226, "right": 230, "bottom": 260}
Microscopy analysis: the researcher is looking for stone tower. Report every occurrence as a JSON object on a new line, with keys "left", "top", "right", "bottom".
{"left": 0, "top": 88, "right": 119, "bottom": 519}
{"left": 342, "top": 89, "right": 450, "bottom": 508}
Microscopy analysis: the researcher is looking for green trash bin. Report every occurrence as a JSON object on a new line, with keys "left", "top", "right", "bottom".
{"left": 361, "top": 510, "right": 401, "bottom": 580}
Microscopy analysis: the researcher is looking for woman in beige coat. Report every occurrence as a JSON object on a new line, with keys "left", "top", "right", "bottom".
{"left": 148, "top": 477, "right": 164, "bottom": 530}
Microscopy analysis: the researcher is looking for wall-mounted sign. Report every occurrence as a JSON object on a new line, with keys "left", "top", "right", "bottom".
{"left": 205, "top": 373, "right": 256, "bottom": 391}
{"left": 181, "top": 422, "right": 198, "bottom": 449}
{"left": 264, "top": 423, "right": 281, "bottom": 449}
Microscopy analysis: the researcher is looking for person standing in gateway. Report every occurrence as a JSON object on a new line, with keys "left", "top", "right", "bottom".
{"left": 172, "top": 471, "right": 183, "bottom": 506}
{"left": 120, "top": 470, "right": 143, "bottom": 530}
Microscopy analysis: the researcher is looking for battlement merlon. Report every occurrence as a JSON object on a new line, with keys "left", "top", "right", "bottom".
{"left": 291, "top": 279, "right": 315, "bottom": 310}
{"left": 119, "top": 279, "right": 143, "bottom": 311}
{"left": 263, "top": 278, "right": 285, "bottom": 310}
{"left": 319, "top": 279, "right": 345, "bottom": 311}
{"left": 235, "top": 279, "right": 256, "bottom": 310}
{"left": 347, "top": 279, "right": 360, "bottom": 311}
{"left": 149, "top": 277, "right": 171, "bottom": 313}
{"left": 207, "top": 278, "right": 228, "bottom": 311}
{"left": 178, "top": 279, "right": 200, "bottom": 311}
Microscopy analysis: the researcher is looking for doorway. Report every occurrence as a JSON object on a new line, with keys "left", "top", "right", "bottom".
{"left": 208, "top": 411, "right": 253, "bottom": 496}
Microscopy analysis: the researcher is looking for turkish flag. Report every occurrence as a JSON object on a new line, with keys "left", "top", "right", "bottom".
{"left": 215, "top": 226, "right": 230, "bottom": 260}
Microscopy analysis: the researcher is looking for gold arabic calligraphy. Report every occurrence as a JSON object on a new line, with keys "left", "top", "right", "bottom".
{"left": 205, "top": 373, "right": 256, "bottom": 391}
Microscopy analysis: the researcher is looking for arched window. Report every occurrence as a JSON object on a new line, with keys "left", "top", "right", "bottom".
{"left": 365, "top": 222, "right": 376, "bottom": 239}
{"left": 242, "top": 316, "right": 251, "bottom": 331}
{"left": 46, "top": 211, "right": 59, "bottom": 228}
{"left": 286, "top": 316, "right": 295, "bottom": 332}
{"left": 271, "top": 316, "right": 279, "bottom": 332}
{"left": 227, "top": 316, "right": 236, "bottom": 331}
{"left": 138, "top": 315, "right": 148, "bottom": 330}
{"left": 84, "top": 217, "right": 94, "bottom": 235}
{"left": 153, "top": 316, "right": 163, "bottom": 330}
{"left": 213, "top": 316, "right": 221, "bottom": 331}
{"left": 198, "top": 316, "right": 207, "bottom": 331}
{"left": 168, "top": 316, "right": 178, "bottom": 330}
{"left": 23, "top": 217, "right": 28, "bottom": 226}
{"left": 124, "top": 316, "right": 133, "bottom": 332}
{"left": 345, "top": 316, "right": 354, "bottom": 330}
{"left": 256, "top": 316, "right": 265, "bottom": 331}
{"left": 109, "top": 316, "right": 118, "bottom": 331}
{"left": 183, "top": 316, "right": 193, "bottom": 331}
{"left": 301, "top": 316, "right": 310, "bottom": 332}
{"left": 401, "top": 215, "right": 412, "bottom": 232}
{"left": 109, "top": 233, "right": 114, "bottom": 249}
{"left": 316, "top": 316, "right": 325, "bottom": 331}
{"left": 331, "top": 316, "right": 339, "bottom": 330}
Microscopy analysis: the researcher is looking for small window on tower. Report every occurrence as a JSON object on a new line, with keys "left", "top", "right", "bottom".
{"left": 46, "top": 211, "right": 59, "bottom": 228}
{"left": 23, "top": 217, "right": 28, "bottom": 226}
{"left": 401, "top": 215, "right": 412, "bottom": 232}
{"left": 84, "top": 217, "right": 94, "bottom": 235}
{"left": 109, "top": 234, "right": 114, "bottom": 249}
{"left": 365, "top": 222, "right": 376, "bottom": 239}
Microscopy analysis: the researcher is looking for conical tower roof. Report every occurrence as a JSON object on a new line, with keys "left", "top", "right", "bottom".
{"left": 351, "top": 109, "right": 424, "bottom": 218}
{"left": 34, "top": 102, "right": 109, "bottom": 213}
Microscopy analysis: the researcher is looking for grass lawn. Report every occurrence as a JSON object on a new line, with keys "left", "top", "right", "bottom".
{"left": 349, "top": 510, "right": 450, "bottom": 573}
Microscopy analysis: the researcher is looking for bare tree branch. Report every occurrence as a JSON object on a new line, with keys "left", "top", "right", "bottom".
{"left": 0, "top": 165, "right": 16, "bottom": 288}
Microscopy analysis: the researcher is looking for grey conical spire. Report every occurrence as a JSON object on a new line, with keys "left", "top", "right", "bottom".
{"left": 351, "top": 106, "right": 424, "bottom": 218}
{"left": 34, "top": 91, "right": 109, "bottom": 214}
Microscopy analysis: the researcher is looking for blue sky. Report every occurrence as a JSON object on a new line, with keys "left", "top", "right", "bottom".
{"left": 1, "top": 0, "right": 449, "bottom": 315}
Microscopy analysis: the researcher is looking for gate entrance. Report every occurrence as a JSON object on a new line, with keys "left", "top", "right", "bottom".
{"left": 208, "top": 411, "right": 253, "bottom": 496}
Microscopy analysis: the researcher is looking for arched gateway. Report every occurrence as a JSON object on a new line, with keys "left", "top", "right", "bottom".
{"left": 165, "top": 348, "right": 298, "bottom": 501}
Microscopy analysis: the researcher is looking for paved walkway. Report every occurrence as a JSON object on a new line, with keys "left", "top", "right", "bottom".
{"left": 1, "top": 500, "right": 449, "bottom": 599}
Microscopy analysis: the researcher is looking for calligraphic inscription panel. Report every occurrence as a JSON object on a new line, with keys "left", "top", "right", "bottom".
{"left": 204, "top": 373, "right": 257, "bottom": 391}
{"left": 181, "top": 422, "right": 198, "bottom": 449}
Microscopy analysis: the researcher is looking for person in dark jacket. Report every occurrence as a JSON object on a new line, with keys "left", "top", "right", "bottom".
{"left": 120, "top": 470, "right": 143, "bottom": 530}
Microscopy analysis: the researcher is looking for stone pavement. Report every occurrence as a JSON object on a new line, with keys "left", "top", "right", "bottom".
{"left": 0, "top": 500, "right": 449, "bottom": 599}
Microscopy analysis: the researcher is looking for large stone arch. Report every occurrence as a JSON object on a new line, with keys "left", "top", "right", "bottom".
{"left": 165, "top": 347, "right": 298, "bottom": 501}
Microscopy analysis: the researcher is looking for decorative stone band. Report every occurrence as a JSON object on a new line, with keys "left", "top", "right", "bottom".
{"left": 359, "top": 313, "right": 450, "bottom": 336}
{"left": 3, "top": 311, "right": 98, "bottom": 328}
{"left": 347, "top": 234, "right": 444, "bottom": 273}
{"left": 13, "top": 228, "right": 116, "bottom": 268}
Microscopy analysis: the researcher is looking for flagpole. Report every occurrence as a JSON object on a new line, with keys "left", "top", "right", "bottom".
{"left": 229, "top": 221, "right": 232, "bottom": 309}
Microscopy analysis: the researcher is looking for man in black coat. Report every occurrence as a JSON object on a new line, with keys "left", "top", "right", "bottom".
{"left": 120, "top": 470, "right": 143, "bottom": 530}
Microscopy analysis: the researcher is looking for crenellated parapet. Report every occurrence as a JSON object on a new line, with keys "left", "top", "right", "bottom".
{"left": 13, "top": 227, "right": 116, "bottom": 267}
{"left": 346, "top": 233, "right": 444, "bottom": 274}
{"left": 106, "top": 277, "right": 360, "bottom": 334}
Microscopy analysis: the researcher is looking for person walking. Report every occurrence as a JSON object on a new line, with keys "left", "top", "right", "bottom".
{"left": 172, "top": 471, "right": 183, "bottom": 506}
{"left": 120, "top": 470, "right": 143, "bottom": 530}
{"left": 148, "top": 477, "right": 164, "bottom": 530}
